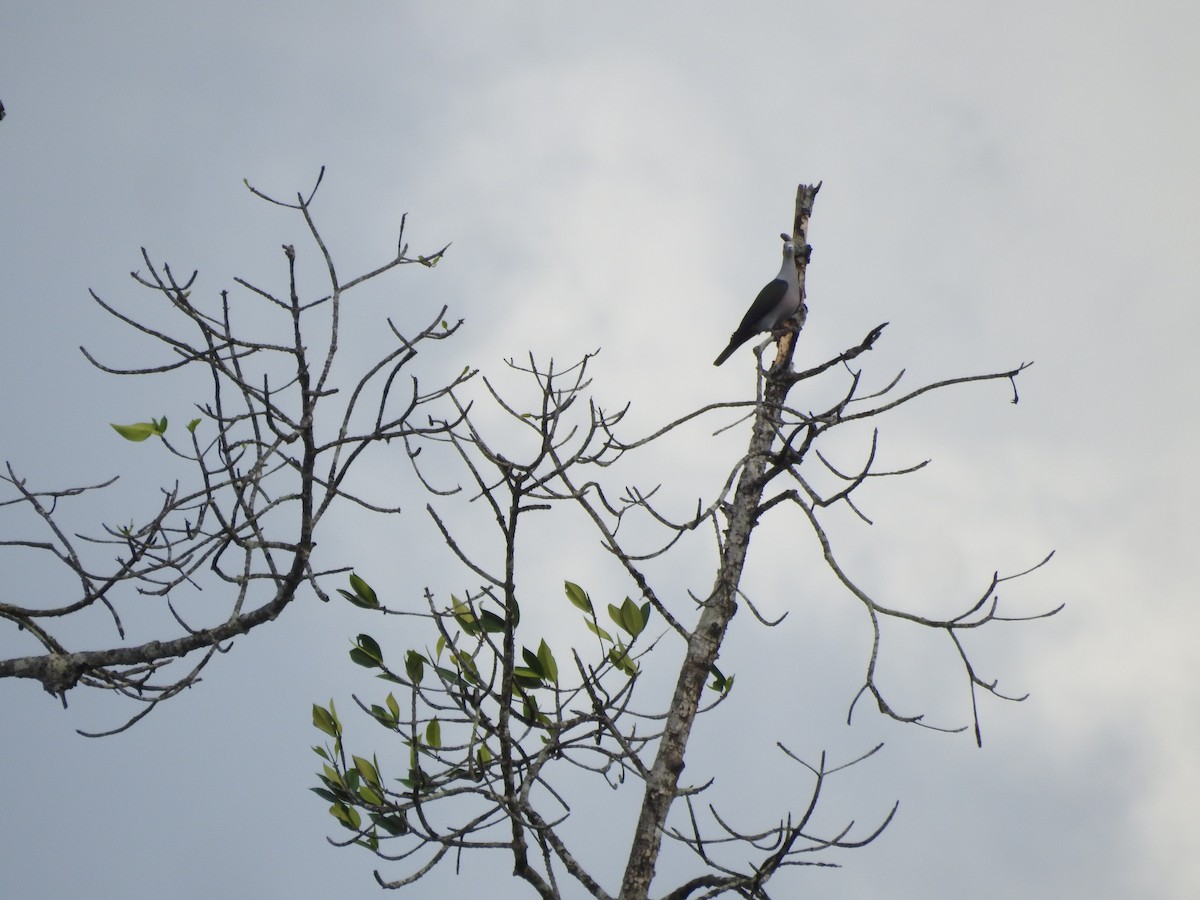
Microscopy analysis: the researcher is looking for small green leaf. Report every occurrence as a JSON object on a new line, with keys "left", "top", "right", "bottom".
{"left": 386, "top": 693, "right": 400, "bottom": 719}
{"left": 451, "top": 596, "right": 480, "bottom": 635}
{"left": 353, "top": 756, "right": 381, "bottom": 788}
{"left": 355, "top": 831, "right": 380, "bottom": 852}
{"left": 110, "top": 422, "right": 158, "bottom": 442}
{"left": 585, "top": 619, "right": 614, "bottom": 643}
{"left": 433, "top": 664, "right": 466, "bottom": 688}
{"left": 477, "top": 745, "right": 493, "bottom": 766}
{"left": 453, "top": 650, "right": 480, "bottom": 685}
{"left": 564, "top": 581, "right": 593, "bottom": 614}
{"left": 537, "top": 639, "right": 558, "bottom": 684}
{"left": 350, "top": 634, "right": 384, "bottom": 668}
{"left": 350, "top": 573, "right": 376, "bottom": 609}
{"left": 708, "top": 665, "right": 734, "bottom": 695}
{"left": 368, "top": 703, "right": 396, "bottom": 728}
{"left": 522, "top": 693, "right": 540, "bottom": 721}
{"left": 330, "top": 802, "right": 362, "bottom": 831}
{"left": 425, "top": 718, "right": 442, "bottom": 749}
{"left": 623, "top": 598, "right": 646, "bottom": 637}
{"left": 608, "top": 646, "right": 639, "bottom": 677}
{"left": 609, "top": 598, "right": 646, "bottom": 638}
{"left": 478, "top": 610, "right": 506, "bottom": 633}
{"left": 521, "top": 647, "right": 545, "bottom": 678}
{"left": 513, "top": 667, "right": 545, "bottom": 688}
{"left": 186, "top": 418, "right": 201, "bottom": 433}
{"left": 342, "top": 572, "right": 379, "bottom": 608}
{"left": 405, "top": 651, "right": 427, "bottom": 686}
{"left": 312, "top": 703, "right": 340, "bottom": 738}
{"left": 371, "top": 812, "right": 408, "bottom": 836}
{"left": 338, "top": 573, "right": 381, "bottom": 608}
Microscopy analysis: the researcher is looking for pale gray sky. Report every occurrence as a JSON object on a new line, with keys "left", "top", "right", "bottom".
{"left": 2, "top": 2, "right": 1198, "bottom": 898}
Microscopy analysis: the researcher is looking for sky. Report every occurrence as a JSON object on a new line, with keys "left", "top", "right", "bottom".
{"left": 2, "top": 2, "right": 1198, "bottom": 898}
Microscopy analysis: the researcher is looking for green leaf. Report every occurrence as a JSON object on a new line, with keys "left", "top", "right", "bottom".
{"left": 312, "top": 745, "right": 330, "bottom": 761}
{"left": 349, "top": 572, "right": 377, "bottom": 605}
{"left": 405, "top": 650, "right": 426, "bottom": 685}
{"left": 355, "top": 831, "right": 379, "bottom": 852}
{"left": 520, "top": 693, "right": 552, "bottom": 728}
{"left": 708, "top": 664, "right": 735, "bottom": 695}
{"left": 609, "top": 598, "right": 646, "bottom": 638}
{"left": 371, "top": 812, "right": 408, "bottom": 836}
{"left": 564, "top": 581, "right": 593, "bottom": 614}
{"left": 477, "top": 745, "right": 493, "bottom": 766}
{"left": 537, "top": 639, "right": 558, "bottom": 684}
{"left": 512, "top": 666, "right": 545, "bottom": 688}
{"left": 110, "top": 422, "right": 159, "bottom": 442}
{"left": 312, "top": 703, "right": 340, "bottom": 738}
{"left": 368, "top": 703, "right": 396, "bottom": 728}
{"left": 451, "top": 595, "right": 480, "bottom": 635}
{"left": 624, "top": 598, "right": 646, "bottom": 637}
{"left": 521, "top": 692, "right": 540, "bottom": 721}
{"left": 608, "top": 646, "right": 639, "bottom": 677}
{"left": 338, "top": 572, "right": 380, "bottom": 609}
{"left": 521, "top": 646, "right": 544, "bottom": 678}
{"left": 350, "top": 634, "right": 384, "bottom": 668}
{"left": 386, "top": 693, "right": 401, "bottom": 720}
{"left": 585, "top": 619, "right": 613, "bottom": 643}
{"left": 478, "top": 610, "right": 506, "bottom": 633}
{"left": 330, "top": 802, "right": 362, "bottom": 831}
{"left": 432, "top": 664, "right": 466, "bottom": 688}
{"left": 186, "top": 418, "right": 201, "bottom": 433}
{"left": 353, "top": 756, "right": 381, "bottom": 788}
{"left": 425, "top": 718, "right": 442, "bottom": 749}
{"left": 453, "top": 650, "right": 480, "bottom": 685}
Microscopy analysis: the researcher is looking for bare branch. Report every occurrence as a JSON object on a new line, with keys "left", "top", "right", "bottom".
{"left": 1, "top": 179, "right": 459, "bottom": 724}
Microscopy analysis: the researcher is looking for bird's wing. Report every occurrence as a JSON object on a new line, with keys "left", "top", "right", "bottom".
{"left": 713, "top": 278, "right": 789, "bottom": 366}
{"left": 734, "top": 278, "right": 787, "bottom": 334}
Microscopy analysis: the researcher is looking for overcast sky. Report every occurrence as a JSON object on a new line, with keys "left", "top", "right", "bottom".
{"left": 3, "top": 2, "right": 1198, "bottom": 898}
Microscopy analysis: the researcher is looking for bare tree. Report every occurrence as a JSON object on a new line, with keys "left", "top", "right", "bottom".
{"left": 0, "top": 169, "right": 462, "bottom": 734}
{"left": 310, "top": 184, "right": 1060, "bottom": 898}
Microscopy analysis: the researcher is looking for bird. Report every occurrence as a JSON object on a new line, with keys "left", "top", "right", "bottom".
{"left": 713, "top": 235, "right": 801, "bottom": 366}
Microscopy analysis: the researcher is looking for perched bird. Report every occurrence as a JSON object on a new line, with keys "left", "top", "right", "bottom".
{"left": 713, "top": 236, "right": 801, "bottom": 366}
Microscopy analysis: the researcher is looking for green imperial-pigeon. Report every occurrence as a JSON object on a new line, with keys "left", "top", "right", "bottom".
{"left": 713, "top": 236, "right": 800, "bottom": 366}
